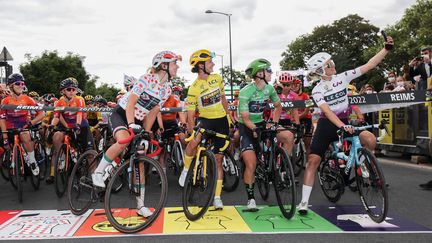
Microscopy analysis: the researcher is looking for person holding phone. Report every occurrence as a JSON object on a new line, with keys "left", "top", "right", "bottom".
{"left": 409, "top": 47, "right": 432, "bottom": 90}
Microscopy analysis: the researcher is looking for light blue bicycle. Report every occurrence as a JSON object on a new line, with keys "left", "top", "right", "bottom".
{"left": 318, "top": 120, "right": 389, "bottom": 223}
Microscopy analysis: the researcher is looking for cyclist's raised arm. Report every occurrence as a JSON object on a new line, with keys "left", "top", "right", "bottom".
{"left": 319, "top": 103, "right": 345, "bottom": 128}
{"left": 359, "top": 36, "right": 393, "bottom": 74}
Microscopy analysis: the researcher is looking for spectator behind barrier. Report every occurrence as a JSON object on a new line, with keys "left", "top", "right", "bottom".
{"left": 409, "top": 47, "right": 432, "bottom": 90}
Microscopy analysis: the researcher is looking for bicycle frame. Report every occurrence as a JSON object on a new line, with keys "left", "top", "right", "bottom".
{"left": 12, "top": 133, "right": 25, "bottom": 176}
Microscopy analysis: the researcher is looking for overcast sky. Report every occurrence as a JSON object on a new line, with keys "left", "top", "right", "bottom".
{"left": 0, "top": 0, "right": 417, "bottom": 89}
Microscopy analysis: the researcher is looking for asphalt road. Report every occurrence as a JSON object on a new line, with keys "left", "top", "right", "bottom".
{"left": 1, "top": 154, "right": 432, "bottom": 243}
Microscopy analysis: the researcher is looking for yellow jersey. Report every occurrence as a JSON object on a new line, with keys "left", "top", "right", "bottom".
{"left": 187, "top": 74, "right": 227, "bottom": 119}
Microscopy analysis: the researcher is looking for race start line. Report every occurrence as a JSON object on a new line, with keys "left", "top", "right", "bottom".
{"left": 0, "top": 205, "right": 430, "bottom": 240}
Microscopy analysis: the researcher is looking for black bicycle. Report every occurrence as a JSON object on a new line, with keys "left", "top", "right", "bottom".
{"left": 253, "top": 124, "right": 297, "bottom": 219}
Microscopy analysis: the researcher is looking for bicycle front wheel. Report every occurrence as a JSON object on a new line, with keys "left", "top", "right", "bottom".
{"left": 355, "top": 148, "right": 388, "bottom": 223}
{"left": 1, "top": 150, "right": 11, "bottom": 182}
{"left": 292, "top": 140, "right": 306, "bottom": 176}
{"left": 318, "top": 151, "right": 344, "bottom": 203}
{"left": 104, "top": 156, "right": 167, "bottom": 233}
{"left": 68, "top": 150, "right": 99, "bottom": 215}
{"left": 54, "top": 144, "right": 70, "bottom": 198}
{"left": 34, "top": 140, "right": 48, "bottom": 181}
{"left": 172, "top": 140, "right": 184, "bottom": 175}
{"left": 273, "top": 146, "right": 296, "bottom": 219}
{"left": 182, "top": 150, "right": 217, "bottom": 221}
{"left": 11, "top": 146, "right": 23, "bottom": 202}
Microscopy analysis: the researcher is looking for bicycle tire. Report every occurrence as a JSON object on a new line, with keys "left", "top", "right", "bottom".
{"left": 1, "top": 150, "right": 11, "bottom": 181}
{"left": 172, "top": 140, "right": 184, "bottom": 175}
{"left": 292, "top": 140, "right": 306, "bottom": 176}
{"left": 68, "top": 150, "right": 99, "bottom": 215}
{"left": 256, "top": 156, "right": 270, "bottom": 201}
{"left": 222, "top": 150, "right": 239, "bottom": 192}
{"left": 34, "top": 141, "right": 48, "bottom": 181}
{"left": 355, "top": 148, "right": 388, "bottom": 223}
{"left": 104, "top": 156, "right": 167, "bottom": 233}
{"left": 273, "top": 146, "right": 296, "bottom": 219}
{"left": 182, "top": 149, "right": 217, "bottom": 221}
{"left": 318, "top": 151, "right": 344, "bottom": 203}
{"left": 13, "top": 145, "right": 23, "bottom": 203}
{"left": 54, "top": 144, "right": 70, "bottom": 198}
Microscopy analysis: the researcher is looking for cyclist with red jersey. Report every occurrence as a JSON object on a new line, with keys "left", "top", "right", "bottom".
{"left": 0, "top": 73, "right": 45, "bottom": 175}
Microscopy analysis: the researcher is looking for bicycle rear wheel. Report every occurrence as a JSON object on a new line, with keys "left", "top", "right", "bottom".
{"left": 318, "top": 151, "right": 344, "bottom": 203}
{"left": 34, "top": 141, "right": 48, "bottom": 181}
{"left": 68, "top": 150, "right": 99, "bottom": 215}
{"left": 273, "top": 146, "right": 296, "bottom": 219}
{"left": 292, "top": 140, "right": 306, "bottom": 176}
{"left": 222, "top": 150, "right": 239, "bottom": 192}
{"left": 1, "top": 150, "right": 11, "bottom": 182}
{"left": 256, "top": 156, "right": 270, "bottom": 201}
{"left": 355, "top": 148, "right": 388, "bottom": 223}
{"left": 105, "top": 156, "right": 167, "bottom": 233}
{"left": 54, "top": 144, "right": 70, "bottom": 198}
{"left": 172, "top": 140, "right": 184, "bottom": 175}
{"left": 182, "top": 150, "right": 217, "bottom": 221}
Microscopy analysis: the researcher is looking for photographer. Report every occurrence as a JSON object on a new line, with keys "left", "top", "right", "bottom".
{"left": 409, "top": 47, "right": 432, "bottom": 90}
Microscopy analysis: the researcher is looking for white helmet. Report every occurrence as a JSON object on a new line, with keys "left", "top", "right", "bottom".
{"left": 123, "top": 74, "right": 137, "bottom": 88}
{"left": 152, "top": 51, "right": 182, "bottom": 69}
{"left": 305, "top": 52, "right": 332, "bottom": 76}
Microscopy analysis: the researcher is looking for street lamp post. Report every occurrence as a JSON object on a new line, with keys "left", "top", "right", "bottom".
{"left": 205, "top": 10, "right": 234, "bottom": 101}
{"left": 216, "top": 54, "right": 224, "bottom": 78}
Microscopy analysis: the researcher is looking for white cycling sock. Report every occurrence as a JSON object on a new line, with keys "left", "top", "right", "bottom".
{"left": 301, "top": 185, "right": 313, "bottom": 203}
{"left": 94, "top": 154, "right": 112, "bottom": 174}
{"left": 136, "top": 187, "right": 145, "bottom": 208}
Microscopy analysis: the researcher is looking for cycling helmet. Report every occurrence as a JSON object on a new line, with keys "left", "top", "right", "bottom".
{"left": 76, "top": 88, "right": 83, "bottom": 96}
{"left": 84, "top": 95, "right": 94, "bottom": 102}
{"left": 305, "top": 52, "right": 332, "bottom": 76}
{"left": 123, "top": 74, "right": 137, "bottom": 87}
{"left": 152, "top": 51, "right": 182, "bottom": 69}
{"left": 42, "top": 93, "right": 55, "bottom": 102}
{"left": 7, "top": 73, "right": 25, "bottom": 85}
{"left": 94, "top": 95, "right": 103, "bottom": 100}
{"left": 278, "top": 72, "right": 294, "bottom": 83}
{"left": 95, "top": 97, "right": 107, "bottom": 106}
{"left": 172, "top": 85, "right": 183, "bottom": 92}
{"left": 245, "top": 59, "right": 271, "bottom": 78}
{"left": 29, "top": 91, "right": 40, "bottom": 98}
{"left": 60, "top": 77, "right": 78, "bottom": 90}
{"left": 189, "top": 49, "right": 214, "bottom": 66}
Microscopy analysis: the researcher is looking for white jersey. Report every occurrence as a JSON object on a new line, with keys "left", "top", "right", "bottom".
{"left": 119, "top": 74, "right": 172, "bottom": 121}
{"left": 312, "top": 68, "right": 362, "bottom": 118}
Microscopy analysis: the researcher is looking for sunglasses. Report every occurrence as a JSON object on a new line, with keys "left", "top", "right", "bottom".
{"left": 199, "top": 52, "right": 216, "bottom": 59}
{"left": 14, "top": 81, "right": 26, "bottom": 86}
{"left": 65, "top": 88, "right": 77, "bottom": 92}
{"left": 325, "top": 60, "right": 335, "bottom": 68}
{"left": 282, "top": 83, "right": 291, "bottom": 87}
{"left": 265, "top": 68, "right": 273, "bottom": 73}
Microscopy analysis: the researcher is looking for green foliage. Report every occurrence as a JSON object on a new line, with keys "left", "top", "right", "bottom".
{"left": 19, "top": 51, "right": 92, "bottom": 97}
{"left": 171, "top": 76, "right": 189, "bottom": 88}
{"left": 220, "top": 66, "right": 246, "bottom": 85}
{"left": 94, "top": 83, "right": 119, "bottom": 102}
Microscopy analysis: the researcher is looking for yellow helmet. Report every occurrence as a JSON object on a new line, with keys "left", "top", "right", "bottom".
{"left": 189, "top": 49, "right": 214, "bottom": 67}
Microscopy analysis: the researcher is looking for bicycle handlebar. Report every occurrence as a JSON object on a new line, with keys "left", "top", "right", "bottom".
{"left": 118, "top": 128, "right": 134, "bottom": 144}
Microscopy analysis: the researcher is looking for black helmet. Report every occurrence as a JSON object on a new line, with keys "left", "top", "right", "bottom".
{"left": 60, "top": 77, "right": 78, "bottom": 90}
{"left": 7, "top": 73, "right": 25, "bottom": 85}
{"left": 95, "top": 97, "right": 107, "bottom": 106}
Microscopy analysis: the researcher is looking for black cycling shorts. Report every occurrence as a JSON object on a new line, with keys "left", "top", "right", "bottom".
{"left": 109, "top": 105, "right": 141, "bottom": 136}
{"left": 310, "top": 118, "right": 348, "bottom": 158}
{"left": 197, "top": 116, "right": 229, "bottom": 154}
{"left": 161, "top": 120, "right": 183, "bottom": 141}
{"left": 239, "top": 121, "right": 266, "bottom": 153}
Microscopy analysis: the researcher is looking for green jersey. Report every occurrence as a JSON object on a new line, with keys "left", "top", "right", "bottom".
{"left": 238, "top": 83, "right": 280, "bottom": 124}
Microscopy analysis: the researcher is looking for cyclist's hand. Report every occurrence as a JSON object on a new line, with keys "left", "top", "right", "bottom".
{"left": 157, "top": 127, "right": 164, "bottom": 135}
{"left": 341, "top": 125, "right": 355, "bottom": 134}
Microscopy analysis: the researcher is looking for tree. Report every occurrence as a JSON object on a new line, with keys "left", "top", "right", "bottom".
{"left": 94, "top": 83, "right": 119, "bottom": 102}
{"left": 19, "top": 51, "right": 94, "bottom": 97}
{"left": 280, "top": 14, "right": 381, "bottom": 89}
{"left": 220, "top": 66, "right": 246, "bottom": 86}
